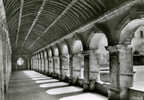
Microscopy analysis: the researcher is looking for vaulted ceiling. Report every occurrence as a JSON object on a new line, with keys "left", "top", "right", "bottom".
{"left": 3, "top": 0, "right": 128, "bottom": 54}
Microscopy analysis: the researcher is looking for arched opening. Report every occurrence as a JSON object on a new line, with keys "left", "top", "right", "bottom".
{"left": 119, "top": 18, "right": 144, "bottom": 99}
{"left": 72, "top": 39, "right": 84, "bottom": 83}
{"left": 44, "top": 50, "right": 48, "bottom": 74}
{"left": 17, "top": 57, "right": 24, "bottom": 66}
{"left": 38, "top": 54, "right": 41, "bottom": 72}
{"left": 48, "top": 49, "right": 53, "bottom": 75}
{"left": 53, "top": 47, "right": 60, "bottom": 76}
{"left": 89, "top": 33, "right": 109, "bottom": 83}
{"left": 16, "top": 57, "right": 26, "bottom": 70}
{"left": 131, "top": 26, "right": 144, "bottom": 86}
{"left": 40, "top": 52, "right": 45, "bottom": 73}
{"left": 61, "top": 43, "right": 70, "bottom": 79}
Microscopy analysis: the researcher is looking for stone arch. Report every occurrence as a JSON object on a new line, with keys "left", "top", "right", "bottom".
{"left": 48, "top": 48, "right": 53, "bottom": 57}
{"left": 120, "top": 18, "right": 144, "bottom": 44}
{"left": 52, "top": 46, "right": 59, "bottom": 57}
{"left": 88, "top": 33, "right": 110, "bottom": 84}
{"left": 132, "top": 26, "right": 144, "bottom": 54}
{"left": 37, "top": 53, "right": 40, "bottom": 71}
{"left": 115, "top": 18, "right": 144, "bottom": 100}
{"left": 120, "top": 18, "right": 144, "bottom": 83}
{"left": 40, "top": 51, "right": 45, "bottom": 73}
{"left": 71, "top": 37, "right": 84, "bottom": 84}
{"left": 61, "top": 43, "right": 69, "bottom": 55}
{"left": 59, "top": 42, "right": 70, "bottom": 80}
{"left": 15, "top": 55, "right": 28, "bottom": 70}
{"left": 47, "top": 48, "right": 53, "bottom": 75}
{"left": 43, "top": 49, "right": 48, "bottom": 74}
{"left": 71, "top": 39, "right": 83, "bottom": 54}
{"left": 51, "top": 46, "right": 60, "bottom": 77}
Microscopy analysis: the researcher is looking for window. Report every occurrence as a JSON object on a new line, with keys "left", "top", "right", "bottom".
{"left": 17, "top": 57, "right": 24, "bottom": 66}
{"left": 140, "top": 31, "right": 144, "bottom": 38}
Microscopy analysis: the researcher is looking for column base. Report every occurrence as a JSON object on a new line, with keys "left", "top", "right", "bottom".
{"left": 108, "top": 88, "right": 120, "bottom": 100}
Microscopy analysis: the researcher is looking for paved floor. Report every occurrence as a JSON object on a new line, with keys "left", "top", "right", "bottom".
{"left": 7, "top": 70, "right": 107, "bottom": 100}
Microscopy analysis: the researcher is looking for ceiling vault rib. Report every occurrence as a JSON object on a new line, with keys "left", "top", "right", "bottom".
{"left": 22, "top": 0, "right": 47, "bottom": 47}
{"left": 15, "top": 0, "right": 24, "bottom": 47}
{"left": 28, "top": 0, "right": 78, "bottom": 49}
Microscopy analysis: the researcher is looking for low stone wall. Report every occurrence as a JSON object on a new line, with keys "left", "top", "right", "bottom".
{"left": 129, "top": 87, "right": 144, "bottom": 100}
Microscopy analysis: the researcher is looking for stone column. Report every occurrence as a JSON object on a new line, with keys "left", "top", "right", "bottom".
{"left": 107, "top": 45, "right": 120, "bottom": 100}
{"left": 107, "top": 45, "right": 134, "bottom": 100}
{"left": 69, "top": 54, "right": 73, "bottom": 83}
{"left": 46, "top": 56, "right": 49, "bottom": 75}
{"left": 44, "top": 51, "right": 48, "bottom": 74}
{"left": 59, "top": 55, "right": 63, "bottom": 80}
{"left": 52, "top": 56, "right": 56, "bottom": 77}
{"left": 48, "top": 57, "right": 53, "bottom": 75}
{"left": 31, "top": 58, "right": 33, "bottom": 70}
{"left": 36, "top": 55, "right": 38, "bottom": 71}
{"left": 60, "top": 55, "right": 69, "bottom": 80}
{"left": 118, "top": 45, "right": 133, "bottom": 100}
{"left": 43, "top": 52, "right": 45, "bottom": 73}
{"left": 82, "top": 50, "right": 90, "bottom": 90}
{"left": 53, "top": 56, "right": 60, "bottom": 78}
{"left": 41, "top": 52, "right": 44, "bottom": 73}
{"left": 88, "top": 49, "right": 101, "bottom": 90}
{"left": 38, "top": 54, "right": 41, "bottom": 72}
{"left": 40, "top": 53, "right": 43, "bottom": 73}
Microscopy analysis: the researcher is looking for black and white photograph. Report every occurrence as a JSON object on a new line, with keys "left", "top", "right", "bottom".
{"left": 0, "top": 0, "right": 144, "bottom": 100}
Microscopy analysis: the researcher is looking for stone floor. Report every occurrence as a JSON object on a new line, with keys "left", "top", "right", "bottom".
{"left": 7, "top": 70, "right": 108, "bottom": 100}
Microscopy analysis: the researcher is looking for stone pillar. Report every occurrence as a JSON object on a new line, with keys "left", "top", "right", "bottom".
{"left": 38, "top": 54, "right": 41, "bottom": 72}
{"left": 69, "top": 54, "right": 73, "bottom": 83}
{"left": 31, "top": 58, "right": 33, "bottom": 70}
{"left": 107, "top": 45, "right": 134, "bottom": 100}
{"left": 107, "top": 45, "right": 120, "bottom": 100}
{"left": 36, "top": 55, "right": 39, "bottom": 71}
{"left": 88, "top": 49, "right": 101, "bottom": 90}
{"left": 41, "top": 52, "right": 44, "bottom": 73}
{"left": 72, "top": 53, "right": 81, "bottom": 84}
{"left": 82, "top": 50, "right": 90, "bottom": 90}
{"left": 41, "top": 53, "right": 43, "bottom": 73}
{"left": 42, "top": 52, "right": 45, "bottom": 73}
{"left": 53, "top": 56, "right": 60, "bottom": 77}
{"left": 59, "top": 55, "right": 63, "bottom": 80}
{"left": 44, "top": 51, "right": 48, "bottom": 74}
{"left": 52, "top": 56, "right": 56, "bottom": 76}
{"left": 48, "top": 57, "right": 53, "bottom": 75}
{"left": 60, "top": 55, "right": 70, "bottom": 80}
{"left": 118, "top": 45, "right": 133, "bottom": 100}
{"left": 46, "top": 56, "right": 49, "bottom": 75}
{"left": 27, "top": 57, "right": 31, "bottom": 70}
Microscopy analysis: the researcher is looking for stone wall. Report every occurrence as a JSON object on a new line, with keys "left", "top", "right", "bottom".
{"left": 129, "top": 88, "right": 144, "bottom": 100}
{"left": 0, "top": 0, "right": 12, "bottom": 99}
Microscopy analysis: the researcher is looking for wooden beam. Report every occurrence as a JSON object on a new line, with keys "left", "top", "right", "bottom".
{"left": 22, "top": 0, "right": 46, "bottom": 47}
{"left": 15, "top": 0, "right": 24, "bottom": 47}
{"left": 28, "top": 0, "right": 78, "bottom": 49}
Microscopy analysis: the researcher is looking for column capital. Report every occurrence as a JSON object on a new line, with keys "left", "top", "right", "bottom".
{"left": 106, "top": 45, "right": 119, "bottom": 53}
{"left": 60, "top": 55, "right": 68, "bottom": 58}
{"left": 106, "top": 44, "right": 132, "bottom": 53}
{"left": 81, "top": 49, "right": 98, "bottom": 56}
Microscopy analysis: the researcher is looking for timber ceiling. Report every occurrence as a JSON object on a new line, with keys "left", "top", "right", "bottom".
{"left": 4, "top": 0, "right": 128, "bottom": 54}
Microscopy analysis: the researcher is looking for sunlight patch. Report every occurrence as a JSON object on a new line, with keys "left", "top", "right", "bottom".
{"left": 36, "top": 79, "right": 59, "bottom": 84}
{"left": 59, "top": 93, "right": 107, "bottom": 100}
{"left": 32, "top": 77, "right": 51, "bottom": 81}
{"left": 39, "top": 82, "right": 69, "bottom": 88}
{"left": 46, "top": 86, "right": 83, "bottom": 95}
